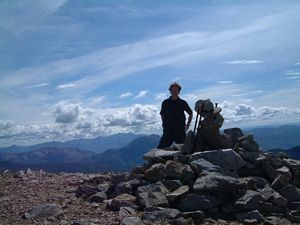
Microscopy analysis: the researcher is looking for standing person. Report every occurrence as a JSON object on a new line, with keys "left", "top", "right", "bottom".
{"left": 157, "top": 82, "right": 193, "bottom": 149}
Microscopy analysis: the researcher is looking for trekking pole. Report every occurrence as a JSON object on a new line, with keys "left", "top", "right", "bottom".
{"left": 196, "top": 103, "right": 205, "bottom": 138}
{"left": 193, "top": 108, "right": 200, "bottom": 134}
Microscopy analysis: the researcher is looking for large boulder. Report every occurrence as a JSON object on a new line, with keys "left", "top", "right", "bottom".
{"left": 144, "top": 148, "right": 180, "bottom": 161}
{"left": 235, "top": 190, "right": 264, "bottom": 211}
{"left": 280, "top": 184, "right": 300, "bottom": 202}
{"left": 136, "top": 183, "right": 169, "bottom": 209}
{"left": 175, "top": 194, "right": 223, "bottom": 212}
{"left": 23, "top": 204, "right": 63, "bottom": 219}
{"left": 164, "top": 160, "right": 195, "bottom": 183}
{"left": 193, "top": 172, "right": 242, "bottom": 193}
{"left": 166, "top": 185, "right": 189, "bottom": 202}
{"left": 190, "top": 149, "right": 246, "bottom": 170}
{"left": 144, "top": 163, "right": 166, "bottom": 182}
{"left": 109, "top": 193, "right": 137, "bottom": 211}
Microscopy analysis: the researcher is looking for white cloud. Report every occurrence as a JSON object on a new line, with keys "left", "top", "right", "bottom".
{"left": 119, "top": 92, "right": 133, "bottom": 99}
{"left": 56, "top": 83, "right": 76, "bottom": 89}
{"left": 285, "top": 72, "right": 300, "bottom": 76}
{"left": 225, "top": 60, "right": 264, "bottom": 64}
{"left": 24, "top": 83, "right": 49, "bottom": 89}
{"left": 53, "top": 102, "right": 80, "bottom": 123}
{"left": 156, "top": 92, "right": 168, "bottom": 101}
{"left": 294, "top": 63, "right": 300, "bottom": 66}
{"left": 134, "top": 90, "right": 148, "bottom": 99}
{"left": 216, "top": 80, "right": 234, "bottom": 84}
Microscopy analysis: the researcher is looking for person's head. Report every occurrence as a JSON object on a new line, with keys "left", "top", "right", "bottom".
{"left": 169, "top": 82, "right": 181, "bottom": 98}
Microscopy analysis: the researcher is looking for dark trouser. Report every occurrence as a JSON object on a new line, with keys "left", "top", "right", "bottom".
{"left": 157, "top": 126, "right": 186, "bottom": 149}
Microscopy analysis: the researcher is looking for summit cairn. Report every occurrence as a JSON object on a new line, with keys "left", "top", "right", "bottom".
{"left": 88, "top": 99, "right": 300, "bottom": 225}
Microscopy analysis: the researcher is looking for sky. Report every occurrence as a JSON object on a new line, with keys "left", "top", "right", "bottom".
{"left": 1, "top": 0, "right": 300, "bottom": 147}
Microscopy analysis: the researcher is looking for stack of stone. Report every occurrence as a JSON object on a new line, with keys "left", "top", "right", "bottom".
{"left": 74, "top": 127, "right": 300, "bottom": 225}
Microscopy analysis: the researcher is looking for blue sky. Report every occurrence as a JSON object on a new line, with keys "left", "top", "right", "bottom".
{"left": 1, "top": 0, "right": 300, "bottom": 146}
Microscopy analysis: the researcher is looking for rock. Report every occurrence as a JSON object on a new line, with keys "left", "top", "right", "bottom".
{"left": 261, "top": 162, "right": 277, "bottom": 180}
{"left": 181, "top": 130, "right": 195, "bottom": 154}
{"left": 284, "top": 158, "right": 300, "bottom": 172}
{"left": 277, "top": 166, "right": 292, "bottom": 179}
{"left": 259, "top": 186, "right": 288, "bottom": 207}
{"left": 26, "top": 168, "right": 34, "bottom": 175}
{"left": 119, "top": 206, "right": 137, "bottom": 219}
{"left": 160, "top": 180, "right": 183, "bottom": 192}
{"left": 264, "top": 216, "right": 292, "bottom": 225}
{"left": 169, "top": 217, "right": 191, "bottom": 225}
{"left": 235, "top": 210, "right": 264, "bottom": 223}
{"left": 235, "top": 190, "right": 264, "bottom": 211}
{"left": 23, "top": 204, "right": 63, "bottom": 219}
{"left": 136, "top": 183, "right": 169, "bottom": 209}
{"left": 190, "top": 149, "right": 246, "bottom": 170}
{"left": 144, "top": 148, "right": 180, "bottom": 161}
{"left": 121, "top": 216, "right": 144, "bottom": 225}
{"left": 271, "top": 174, "right": 290, "bottom": 191}
{"left": 87, "top": 191, "right": 107, "bottom": 203}
{"left": 181, "top": 210, "right": 205, "bottom": 222}
{"left": 193, "top": 172, "right": 242, "bottom": 192}
{"left": 190, "top": 158, "right": 222, "bottom": 175}
{"left": 294, "top": 170, "right": 300, "bottom": 188}
{"left": 109, "top": 193, "right": 137, "bottom": 211}
{"left": 288, "top": 210, "right": 300, "bottom": 223}
{"left": 280, "top": 184, "right": 300, "bottom": 202}
{"left": 164, "top": 160, "right": 195, "bottom": 183}
{"left": 238, "top": 150, "right": 259, "bottom": 163}
{"left": 224, "top": 127, "right": 244, "bottom": 147}
{"left": 166, "top": 186, "right": 189, "bottom": 202}
{"left": 290, "top": 201, "right": 300, "bottom": 210}
{"left": 96, "top": 182, "right": 111, "bottom": 192}
{"left": 175, "top": 194, "right": 222, "bottom": 212}
{"left": 144, "top": 163, "right": 166, "bottom": 182}
{"left": 259, "top": 202, "right": 285, "bottom": 213}
{"left": 143, "top": 207, "right": 181, "bottom": 221}
{"left": 75, "top": 185, "right": 98, "bottom": 200}
{"left": 239, "top": 134, "right": 259, "bottom": 152}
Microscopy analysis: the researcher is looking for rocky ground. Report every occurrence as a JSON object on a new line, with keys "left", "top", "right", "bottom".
{"left": 1, "top": 128, "right": 300, "bottom": 225}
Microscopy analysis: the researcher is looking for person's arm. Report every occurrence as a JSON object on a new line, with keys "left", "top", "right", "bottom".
{"left": 184, "top": 101, "right": 193, "bottom": 131}
{"left": 160, "top": 101, "right": 166, "bottom": 126}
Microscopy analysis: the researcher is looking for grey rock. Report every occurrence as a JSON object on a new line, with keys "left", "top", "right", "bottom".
{"left": 119, "top": 206, "right": 137, "bottom": 219}
{"left": 240, "top": 134, "right": 259, "bottom": 152}
{"left": 193, "top": 172, "right": 242, "bottom": 192}
{"left": 166, "top": 186, "right": 189, "bottom": 202}
{"left": 143, "top": 207, "right": 181, "bottom": 221}
{"left": 224, "top": 127, "right": 244, "bottom": 147}
{"left": 160, "top": 180, "right": 183, "bottom": 192}
{"left": 284, "top": 158, "right": 300, "bottom": 172}
{"left": 261, "top": 162, "right": 277, "bottom": 180}
{"left": 190, "top": 158, "right": 221, "bottom": 175}
{"left": 121, "top": 216, "right": 144, "bottom": 225}
{"left": 87, "top": 191, "right": 107, "bottom": 203}
{"left": 288, "top": 210, "right": 300, "bottom": 223}
{"left": 277, "top": 166, "right": 292, "bottom": 178}
{"left": 164, "top": 160, "right": 195, "bottom": 183}
{"left": 169, "top": 217, "right": 190, "bottom": 225}
{"left": 23, "top": 204, "right": 63, "bottom": 219}
{"left": 136, "top": 183, "right": 169, "bottom": 209}
{"left": 235, "top": 190, "right": 264, "bottom": 210}
{"left": 176, "top": 194, "right": 222, "bottom": 212}
{"left": 144, "top": 148, "right": 180, "bottom": 161}
{"left": 75, "top": 185, "right": 98, "bottom": 200}
{"left": 144, "top": 163, "right": 166, "bottom": 182}
{"left": 294, "top": 170, "right": 300, "bottom": 188}
{"left": 109, "top": 193, "right": 136, "bottom": 211}
{"left": 181, "top": 210, "right": 205, "bottom": 222}
{"left": 235, "top": 210, "right": 264, "bottom": 223}
{"left": 280, "top": 184, "right": 300, "bottom": 202}
{"left": 190, "top": 149, "right": 246, "bottom": 170}
{"left": 271, "top": 174, "right": 290, "bottom": 191}
{"left": 259, "top": 186, "right": 288, "bottom": 207}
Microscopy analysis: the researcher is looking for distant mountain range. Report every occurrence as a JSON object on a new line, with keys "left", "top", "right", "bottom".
{"left": 267, "top": 145, "right": 300, "bottom": 160}
{"left": 1, "top": 124, "right": 300, "bottom": 173}
{"left": 0, "top": 133, "right": 143, "bottom": 154}
{"left": 0, "top": 134, "right": 160, "bottom": 172}
{"left": 244, "top": 125, "right": 300, "bottom": 150}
